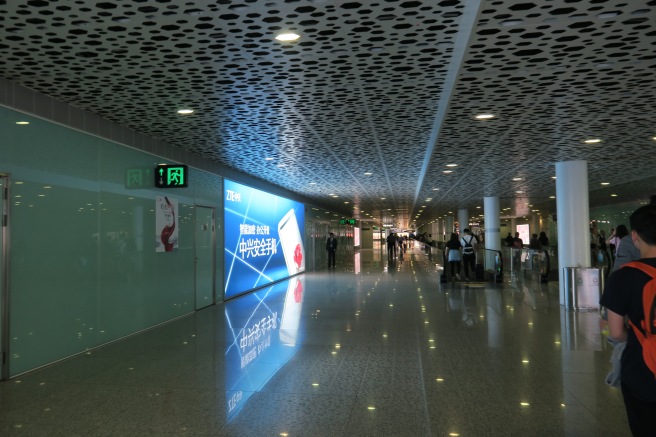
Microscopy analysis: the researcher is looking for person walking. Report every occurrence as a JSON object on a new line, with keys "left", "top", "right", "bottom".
{"left": 326, "top": 232, "right": 337, "bottom": 268}
{"left": 386, "top": 232, "right": 397, "bottom": 259}
{"left": 612, "top": 196, "right": 656, "bottom": 271}
{"left": 445, "top": 232, "right": 462, "bottom": 281}
{"left": 460, "top": 228, "right": 477, "bottom": 281}
{"left": 600, "top": 204, "right": 656, "bottom": 436}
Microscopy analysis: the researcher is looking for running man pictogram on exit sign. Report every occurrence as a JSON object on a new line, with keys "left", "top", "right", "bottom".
{"left": 155, "top": 164, "right": 188, "bottom": 188}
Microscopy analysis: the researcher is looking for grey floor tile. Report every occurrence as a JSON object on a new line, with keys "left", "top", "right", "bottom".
{"left": 0, "top": 244, "right": 633, "bottom": 436}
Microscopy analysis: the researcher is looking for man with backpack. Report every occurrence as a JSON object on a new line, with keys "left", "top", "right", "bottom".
{"left": 600, "top": 203, "right": 656, "bottom": 436}
{"left": 460, "top": 228, "right": 477, "bottom": 281}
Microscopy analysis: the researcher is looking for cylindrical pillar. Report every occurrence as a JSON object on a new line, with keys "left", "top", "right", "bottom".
{"left": 531, "top": 214, "right": 539, "bottom": 238}
{"left": 556, "top": 160, "right": 591, "bottom": 304}
{"left": 440, "top": 218, "right": 446, "bottom": 241}
{"left": 484, "top": 197, "right": 500, "bottom": 251}
{"left": 458, "top": 208, "right": 469, "bottom": 236}
{"left": 445, "top": 216, "right": 454, "bottom": 238}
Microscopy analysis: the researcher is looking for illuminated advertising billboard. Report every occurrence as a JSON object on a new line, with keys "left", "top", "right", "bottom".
{"left": 516, "top": 223, "right": 530, "bottom": 247}
{"left": 224, "top": 180, "right": 306, "bottom": 298}
{"left": 224, "top": 276, "right": 304, "bottom": 420}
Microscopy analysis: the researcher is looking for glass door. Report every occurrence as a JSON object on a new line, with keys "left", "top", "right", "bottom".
{"left": 0, "top": 175, "right": 8, "bottom": 380}
{"left": 195, "top": 206, "right": 215, "bottom": 310}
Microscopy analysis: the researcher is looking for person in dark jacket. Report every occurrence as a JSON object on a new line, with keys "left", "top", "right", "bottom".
{"left": 326, "top": 232, "right": 337, "bottom": 268}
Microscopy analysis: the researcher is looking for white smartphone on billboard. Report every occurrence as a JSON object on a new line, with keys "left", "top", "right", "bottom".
{"left": 279, "top": 277, "right": 303, "bottom": 347}
{"left": 278, "top": 209, "right": 305, "bottom": 275}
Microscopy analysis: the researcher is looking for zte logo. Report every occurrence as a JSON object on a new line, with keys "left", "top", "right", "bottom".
{"left": 226, "top": 190, "right": 241, "bottom": 202}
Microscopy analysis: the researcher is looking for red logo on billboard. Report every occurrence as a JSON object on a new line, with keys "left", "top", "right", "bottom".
{"left": 294, "top": 244, "right": 303, "bottom": 268}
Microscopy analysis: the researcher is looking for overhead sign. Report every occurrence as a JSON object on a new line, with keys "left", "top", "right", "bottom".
{"left": 155, "top": 164, "right": 188, "bottom": 188}
{"left": 340, "top": 219, "right": 357, "bottom": 225}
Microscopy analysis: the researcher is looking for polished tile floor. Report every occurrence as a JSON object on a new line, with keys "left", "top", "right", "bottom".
{"left": 0, "top": 241, "right": 629, "bottom": 436}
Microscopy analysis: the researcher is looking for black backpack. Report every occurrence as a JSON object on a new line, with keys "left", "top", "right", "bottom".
{"left": 463, "top": 236, "right": 475, "bottom": 255}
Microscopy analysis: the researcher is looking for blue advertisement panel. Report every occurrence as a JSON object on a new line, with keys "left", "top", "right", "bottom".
{"left": 224, "top": 180, "right": 306, "bottom": 298}
{"left": 224, "top": 277, "right": 304, "bottom": 420}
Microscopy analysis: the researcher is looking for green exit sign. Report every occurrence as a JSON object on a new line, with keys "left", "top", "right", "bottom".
{"left": 340, "top": 219, "right": 357, "bottom": 225}
{"left": 155, "top": 164, "right": 188, "bottom": 188}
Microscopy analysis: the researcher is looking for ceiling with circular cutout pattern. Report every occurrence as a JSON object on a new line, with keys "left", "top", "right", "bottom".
{"left": 1, "top": 0, "right": 655, "bottom": 229}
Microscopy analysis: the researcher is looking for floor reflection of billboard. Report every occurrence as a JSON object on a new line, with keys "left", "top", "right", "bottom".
{"left": 224, "top": 276, "right": 304, "bottom": 420}
{"left": 224, "top": 180, "right": 306, "bottom": 298}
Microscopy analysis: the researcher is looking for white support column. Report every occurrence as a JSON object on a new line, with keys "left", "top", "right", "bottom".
{"left": 556, "top": 160, "right": 591, "bottom": 304}
{"left": 484, "top": 197, "right": 500, "bottom": 251}
{"left": 440, "top": 218, "right": 446, "bottom": 241}
{"left": 531, "top": 214, "right": 539, "bottom": 238}
{"left": 445, "top": 216, "right": 454, "bottom": 238}
{"left": 436, "top": 219, "right": 443, "bottom": 242}
{"left": 458, "top": 208, "right": 469, "bottom": 235}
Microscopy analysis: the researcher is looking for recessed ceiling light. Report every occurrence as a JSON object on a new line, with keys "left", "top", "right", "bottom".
{"left": 275, "top": 33, "right": 300, "bottom": 42}
{"left": 600, "top": 182, "right": 610, "bottom": 185}
{"left": 611, "top": 194, "right": 618, "bottom": 197}
{"left": 364, "top": 172, "right": 373, "bottom": 176}
{"left": 551, "top": 176, "right": 557, "bottom": 179}
{"left": 515, "top": 190, "right": 524, "bottom": 194}
{"left": 16, "top": 121, "right": 30, "bottom": 125}
{"left": 177, "top": 109, "right": 194, "bottom": 115}
{"left": 549, "top": 196, "right": 556, "bottom": 199}
{"left": 652, "top": 136, "right": 656, "bottom": 141}
{"left": 584, "top": 138, "right": 601, "bottom": 144}
{"left": 432, "top": 187, "right": 439, "bottom": 191}
{"left": 475, "top": 114, "right": 495, "bottom": 120}
{"left": 446, "top": 163, "right": 458, "bottom": 167}
{"left": 309, "top": 182, "right": 316, "bottom": 185}
{"left": 443, "top": 170, "right": 453, "bottom": 174}
{"left": 381, "top": 197, "right": 386, "bottom": 200}
{"left": 512, "top": 177, "right": 522, "bottom": 181}
{"left": 277, "top": 164, "right": 286, "bottom": 168}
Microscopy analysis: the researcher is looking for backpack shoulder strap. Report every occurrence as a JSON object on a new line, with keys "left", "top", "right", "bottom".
{"left": 623, "top": 261, "right": 656, "bottom": 278}
{"left": 623, "top": 261, "right": 656, "bottom": 340}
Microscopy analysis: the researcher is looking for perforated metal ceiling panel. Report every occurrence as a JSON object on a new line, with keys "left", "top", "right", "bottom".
{"left": 1, "top": 0, "right": 655, "bottom": 229}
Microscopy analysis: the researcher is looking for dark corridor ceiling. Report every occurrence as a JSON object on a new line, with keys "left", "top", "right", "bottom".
{"left": 1, "top": 0, "right": 655, "bottom": 229}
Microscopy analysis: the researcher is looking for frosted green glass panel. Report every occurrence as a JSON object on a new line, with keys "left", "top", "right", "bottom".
{"left": 1, "top": 105, "right": 224, "bottom": 376}
{"left": 0, "top": 176, "right": 6, "bottom": 380}
{"left": 195, "top": 206, "right": 215, "bottom": 310}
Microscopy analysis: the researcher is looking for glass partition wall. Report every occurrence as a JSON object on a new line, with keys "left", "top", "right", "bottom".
{"left": 1, "top": 106, "right": 223, "bottom": 377}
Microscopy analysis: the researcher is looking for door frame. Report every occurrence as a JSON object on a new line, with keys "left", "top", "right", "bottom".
{"left": 194, "top": 205, "right": 216, "bottom": 310}
{"left": 0, "top": 174, "right": 10, "bottom": 380}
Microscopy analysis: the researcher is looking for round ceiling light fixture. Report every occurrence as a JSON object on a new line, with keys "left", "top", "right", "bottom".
{"left": 275, "top": 33, "right": 300, "bottom": 42}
